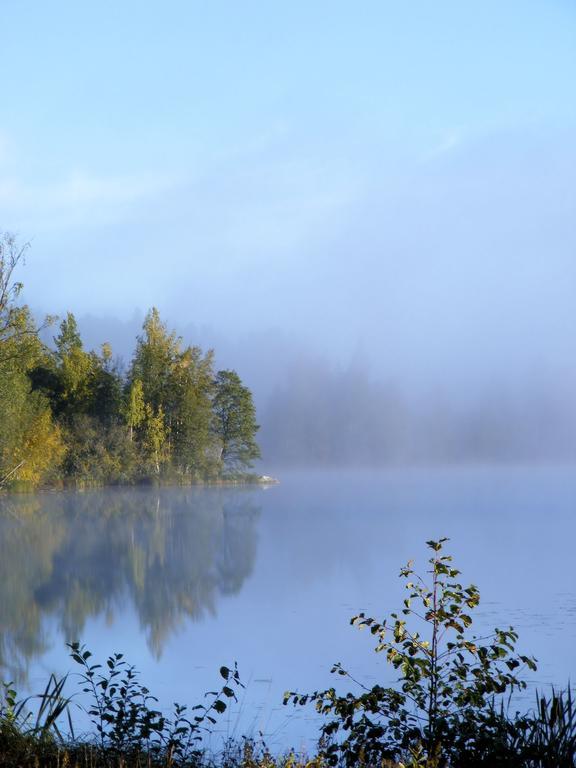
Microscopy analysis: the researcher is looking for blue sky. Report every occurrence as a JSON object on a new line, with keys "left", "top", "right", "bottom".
{"left": 1, "top": 0, "right": 575, "bottom": 387}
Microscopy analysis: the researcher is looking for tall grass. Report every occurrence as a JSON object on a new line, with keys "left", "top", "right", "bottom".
{"left": 523, "top": 687, "right": 576, "bottom": 767}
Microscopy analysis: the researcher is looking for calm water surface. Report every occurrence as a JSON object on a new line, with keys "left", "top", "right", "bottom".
{"left": 0, "top": 467, "right": 575, "bottom": 751}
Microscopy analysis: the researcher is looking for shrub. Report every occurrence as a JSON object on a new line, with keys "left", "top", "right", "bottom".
{"left": 0, "top": 644, "right": 242, "bottom": 767}
{"left": 285, "top": 538, "right": 538, "bottom": 767}
{"left": 69, "top": 642, "right": 242, "bottom": 764}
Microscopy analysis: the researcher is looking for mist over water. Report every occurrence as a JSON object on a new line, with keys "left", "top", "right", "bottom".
{"left": 39, "top": 310, "right": 576, "bottom": 469}
{"left": 260, "top": 362, "right": 576, "bottom": 467}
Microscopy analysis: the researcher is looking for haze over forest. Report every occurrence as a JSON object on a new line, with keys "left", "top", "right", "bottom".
{"left": 2, "top": 1, "right": 575, "bottom": 466}
{"left": 31, "top": 307, "right": 576, "bottom": 468}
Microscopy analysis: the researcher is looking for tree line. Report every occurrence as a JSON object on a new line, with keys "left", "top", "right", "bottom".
{"left": 0, "top": 232, "right": 260, "bottom": 488}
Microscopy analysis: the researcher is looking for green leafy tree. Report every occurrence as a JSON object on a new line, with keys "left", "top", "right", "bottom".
{"left": 30, "top": 317, "right": 130, "bottom": 484}
{"left": 285, "top": 538, "right": 537, "bottom": 767}
{"left": 61, "top": 415, "right": 136, "bottom": 484}
{"left": 88, "top": 343, "right": 123, "bottom": 425}
{"left": 0, "top": 234, "right": 62, "bottom": 486}
{"left": 130, "top": 308, "right": 182, "bottom": 416}
{"left": 126, "top": 379, "right": 146, "bottom": 441}
{"left": 0, "top": 363, "right": 64, "bottom": 487}
{"left": 143, "top": 404, "right": 168, "bottom": 475}
{"left": 7, "top": 403, "right": 65, "bottom": 486}
{"left": 171, "top": 347, "right": 216, "bottom": 477}
{"left": 212, "top": 370, "right": 261, "bottom": 474}
{"left": 0, "top": 232, "right": 54, "bottom": 367}
{"left": 52, "top": 312, "right": 96, "bottom": 417}
{"left": 129, "top": 308, "right": 184, "bottom": 468}
{"left": 54, "top": 312, "right": 82, "bottom": 358}
{"left": 129, "top": 309, "right": 221, "bottom": 478}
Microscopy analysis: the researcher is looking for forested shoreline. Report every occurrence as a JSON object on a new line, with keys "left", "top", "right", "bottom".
{"left": 0, "top": 233, "right": 261, "bottom": 490}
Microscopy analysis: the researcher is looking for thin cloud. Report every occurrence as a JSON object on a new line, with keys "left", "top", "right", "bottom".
{"left": 0, "top": 170, "right": 178, "bottom": 231}
{"left": 0, "top": 132, "right": 12, "bottom": 167}
{"left": 427, "top": 128, "right": 464, "bottom": 158}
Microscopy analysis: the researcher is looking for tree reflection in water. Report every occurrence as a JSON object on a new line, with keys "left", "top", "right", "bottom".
{"left": 0, "top": 487, "right": 261, "bottom": 682}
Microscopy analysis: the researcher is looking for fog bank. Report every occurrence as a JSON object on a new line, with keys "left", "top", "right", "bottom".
{"left": 40, "top": 311, "right": 576, "bottom": 468}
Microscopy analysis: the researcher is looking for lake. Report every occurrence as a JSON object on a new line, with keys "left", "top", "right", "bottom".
{"left": 0, "top": 466, "right": 575, "bottom": 752}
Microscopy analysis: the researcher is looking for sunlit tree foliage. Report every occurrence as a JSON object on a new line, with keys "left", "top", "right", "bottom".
{"left": 0, "top": 234, "right": 261, "bottom": 488}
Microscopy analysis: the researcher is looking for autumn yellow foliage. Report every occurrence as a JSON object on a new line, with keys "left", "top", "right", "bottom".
{"left": 11, "top": 407, "right": 65, "bottom": 486}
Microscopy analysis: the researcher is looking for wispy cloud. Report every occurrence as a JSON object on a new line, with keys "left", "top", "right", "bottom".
{"left": 0, "top": 132, "right": 11, "bottom": 168}
{"left": 0, "top": 170, "right": 178, "bottom": 232}
{"left": 427, "top": 128, "right": 464, "bottom": 158}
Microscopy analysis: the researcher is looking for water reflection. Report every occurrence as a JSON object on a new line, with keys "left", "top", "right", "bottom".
{"left": 0, "top": 487, "right": 261, "bottom": 681}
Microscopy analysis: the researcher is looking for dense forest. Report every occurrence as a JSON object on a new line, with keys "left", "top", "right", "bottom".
{"left": 0, "top": 232, "right": 261, "bottom": 489}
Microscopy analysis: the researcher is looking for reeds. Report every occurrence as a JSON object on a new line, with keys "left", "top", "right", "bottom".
{"left": 523, "top": 687, "right": 576, "bottom": 768}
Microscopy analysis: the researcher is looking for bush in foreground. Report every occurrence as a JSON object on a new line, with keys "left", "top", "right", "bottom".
{"left": 284, "top": 538, "right": 573, "bottom": 767}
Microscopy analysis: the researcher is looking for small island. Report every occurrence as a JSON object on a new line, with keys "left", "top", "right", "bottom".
{"left": 0, "top": 233, "right": 264, "bottom": 491}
